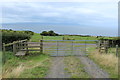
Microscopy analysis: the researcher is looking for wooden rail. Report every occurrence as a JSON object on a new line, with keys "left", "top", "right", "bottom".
{"left": 2, "top": 39, "right": 43, "bottom": 56}
{"left": 98, "top": 40, "right": 119, "bottom": 56}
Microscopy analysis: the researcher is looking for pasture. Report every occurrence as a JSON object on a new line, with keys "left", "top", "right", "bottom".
{"left": 30, "top": 33, "right": 98, "bottom": 42}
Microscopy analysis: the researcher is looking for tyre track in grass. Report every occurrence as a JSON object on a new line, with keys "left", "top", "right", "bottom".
{"left": 46, "top": 57, "right": 70, "bottom": 78}
{"left": 75, "top": 47, "right": 109, "bottom": 78}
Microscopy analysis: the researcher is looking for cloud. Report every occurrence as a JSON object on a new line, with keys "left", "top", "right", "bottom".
{"left": 1, "top": 2, "right": 117, "bottom": 29}
{"left": 0, "top": 0, "right": 119, "bottom": 2}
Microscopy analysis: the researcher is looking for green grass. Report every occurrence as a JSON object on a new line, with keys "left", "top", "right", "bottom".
{"left": 30, "top": 33, "right": 116, "bottom": 43}
{"left": 30, "top": 33, "right": 116, "bottom": 42}
{"left": 108, "top": 47, "right": 117, "bottom": 56}
{"left": 30, "top": 33, "right": 99, "bottom": 42}
{"left": 30, "top": 33, "right": 42, "bottom": 42}
{"left": 64, "top": 56, "right": 90, "bottom": 78}
{"left": 2, "top": 51, "right": 51, "bottom": 78}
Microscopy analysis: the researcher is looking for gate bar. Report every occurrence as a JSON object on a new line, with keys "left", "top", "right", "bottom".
{"left": 43, "top": 40, "right": 98, "bottom": 41}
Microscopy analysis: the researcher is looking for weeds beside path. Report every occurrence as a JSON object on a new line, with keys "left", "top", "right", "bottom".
{"left": 87, "top": 47, "right": 118, "bottom": 78}
{"left": 2, "top": 53, "right": 51, "bottom": 78}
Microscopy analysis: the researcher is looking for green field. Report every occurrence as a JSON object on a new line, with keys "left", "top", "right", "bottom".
{"left": 30, "top": 33, "right": 114, "bottom": 42}
{"left": 30, "top": 33, "right": 99, "bottom": 42}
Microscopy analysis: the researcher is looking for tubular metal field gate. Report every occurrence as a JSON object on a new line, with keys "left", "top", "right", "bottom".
{"left": 43, "top": 40, "right": 98, "bottom": 56}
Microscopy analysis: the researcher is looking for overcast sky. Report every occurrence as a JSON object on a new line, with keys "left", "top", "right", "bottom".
{"left": 1, "top": 0, "right": 119, "bottom": 36}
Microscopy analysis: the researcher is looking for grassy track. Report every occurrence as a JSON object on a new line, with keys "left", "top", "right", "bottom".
{"left": 64, "top": 56, "right": 90, "bottom": 78}
{"left": 2, "top": 52, "right": 51, "bottom": 78}
{"left": 87, "top": 47, "right": 118, "bottom": 78}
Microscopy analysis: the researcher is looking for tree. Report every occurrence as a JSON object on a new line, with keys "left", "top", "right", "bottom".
{"left": 40, "top": 31, "right": 48, "bottom": 36}
{"left": 48, "top": 30, "right": 55, "bottom": 36}
{"left": 40, "top": 30, "right": 59, "bottom": 36}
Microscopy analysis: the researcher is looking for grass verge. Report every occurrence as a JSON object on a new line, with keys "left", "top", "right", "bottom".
{"left": 87, "top": 47, "right": 118, "bottom": 78}
{"left": 2, "top": 51, "right": 51, "bottom": 78}
{"left": 64, "top": 56, "right": 90, "bottom": 78}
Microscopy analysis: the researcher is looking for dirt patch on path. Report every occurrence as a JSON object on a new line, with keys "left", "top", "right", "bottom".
{"left": 46, "top": 57, "right": 70, "bottom": 78}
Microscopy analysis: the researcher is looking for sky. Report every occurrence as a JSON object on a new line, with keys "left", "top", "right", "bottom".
{"left": 0, "top": 0, "right": 119, "bottom": 36}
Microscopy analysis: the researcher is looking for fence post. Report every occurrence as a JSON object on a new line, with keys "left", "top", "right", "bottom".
{"left": 99, "top": 40, "right": 101, "bottom": 53}
{"left": 40, "top": 40, "right": 43, "bottom": 53}
{"left": 25, "top": 40, "right": 28, "bottom": 55}
{"left": 97, "top": 41, "right": 100, "bottom": 49}
{"left": 13, "top": 42, "right": 16, "bottom": 54}
{"left": 104, "top": 41, "right": 108, "bottom": 54}
{"left": 116, "top": 45, "right": 118, "bottom": 57}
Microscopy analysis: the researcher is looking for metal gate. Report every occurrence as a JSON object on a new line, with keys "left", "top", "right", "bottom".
{"left": 43, "top": 40, "right": 98, "bottom": 56}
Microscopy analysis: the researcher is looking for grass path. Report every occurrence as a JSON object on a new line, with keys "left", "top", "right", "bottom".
{"left": 64, "top": 56, "right": 90, "bottom": 78}
{"left": 87, "top": 47, "right": 118, "bottom": 78}
{"left": 77, "top": 56, "right": 109, "bottom": 78}
{"left": 46, "top": 57, "right": 70, "bottom": 78}
{"left": 46, "top": 55, "right": 109, "bottom": 78}
{"left": 44, "top": 42, "right": 110, "bottom": 78}
{"left": 74, "top": 48, "right": 109, "bottom": 78}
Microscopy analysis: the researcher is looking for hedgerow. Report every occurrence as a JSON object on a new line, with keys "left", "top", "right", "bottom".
{"left": 1, "top": 29, "right": 33, "bottom": 43}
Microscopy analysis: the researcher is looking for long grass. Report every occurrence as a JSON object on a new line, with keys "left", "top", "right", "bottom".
{"left": 2, "top": 51, "right": 51, "bottom": 78}
{"left": 87, "top": 47, "right": 118, "bottom": 78}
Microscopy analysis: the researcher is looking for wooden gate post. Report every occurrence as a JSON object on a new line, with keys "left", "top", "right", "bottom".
{"left": 13, "top": 42, "right": 16, "bottom": 54}
{"left": 97, "top": 41, "right": 100, "bottom": 49}
{"left": 40, "top": 40, "right": 43, "bottom": 53}
{"left": 104, "top": 40, "right": 108, "bottom": 54}
{"left": 25, "top": 40, "right": 28, "bottom": 55}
